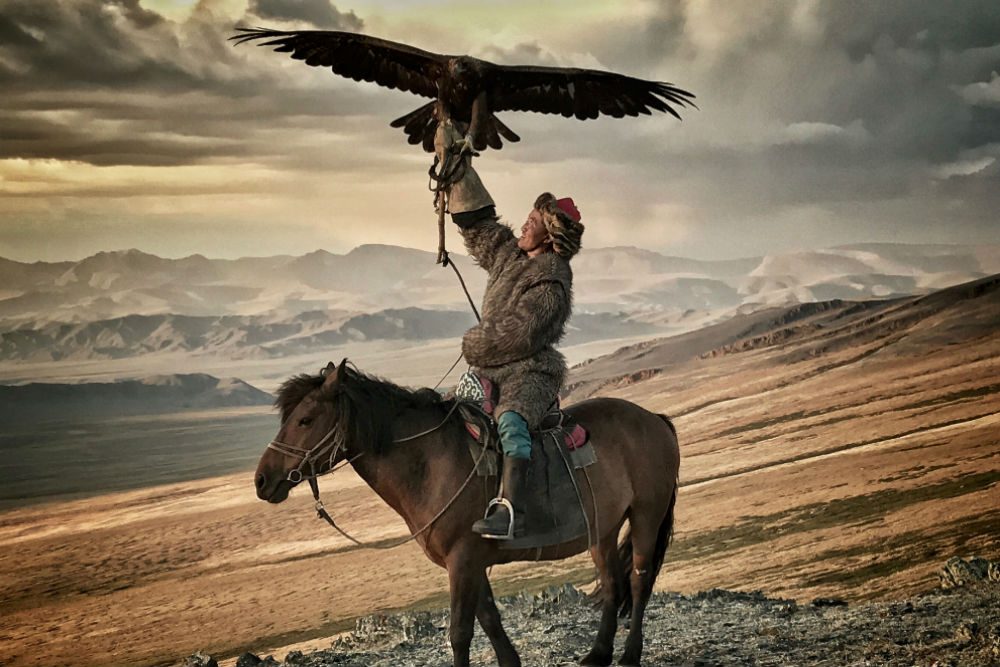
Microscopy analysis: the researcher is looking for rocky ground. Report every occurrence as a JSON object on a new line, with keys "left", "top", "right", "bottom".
{"left": 181, "top": 557, "right": 1000, "bottom": 667}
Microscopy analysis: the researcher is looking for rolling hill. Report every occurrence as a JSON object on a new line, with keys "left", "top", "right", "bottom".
{"left": 564, "top": 272, "right": 1000, "bottom": 602}
{"left": 0, "top": 374, "right": 273, "bottom": 421}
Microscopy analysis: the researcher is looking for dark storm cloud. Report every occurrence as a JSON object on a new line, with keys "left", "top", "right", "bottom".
{"left": 248, "top": 0, "right": 361, "bottom": 30}
{"left": 0, "top": 0, "right": 384, "bottom": 168}
{"left": 538, "top": 0, "right": 1000, "bottom": 246}
{"left": 2, "top": 0, "right": 999, "bottom": 259}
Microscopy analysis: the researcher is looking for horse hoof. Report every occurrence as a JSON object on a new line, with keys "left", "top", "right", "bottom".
{"left": 580, "top": 650, "right": 613, "bottom": 666}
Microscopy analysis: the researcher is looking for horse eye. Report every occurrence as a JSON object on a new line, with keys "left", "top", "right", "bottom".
{"left": 298, "top": 417, "right": 313, "bottom": 427}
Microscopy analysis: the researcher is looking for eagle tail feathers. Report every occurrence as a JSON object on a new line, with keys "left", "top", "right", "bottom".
{"left": 389, "top": 104, "right": 518, "bottom": 152}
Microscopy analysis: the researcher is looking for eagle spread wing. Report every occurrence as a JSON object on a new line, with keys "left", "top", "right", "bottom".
{"left": 491, "top": 65, "right": 695, "bottom": 121}
{"left": 231, "top": 28, "right": 444, "bottom": 99}
{"left": 231, "top": 28, "right": 696, "bottom": 150}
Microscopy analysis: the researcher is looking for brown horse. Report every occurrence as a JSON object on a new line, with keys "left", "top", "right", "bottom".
{"left": 254, "top": 360, "right": 680, "bottom": 667}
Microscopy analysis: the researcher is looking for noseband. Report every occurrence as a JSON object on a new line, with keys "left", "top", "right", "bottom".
{"left": 266, "top": 423, "right": 344, "bottom": 485}
{"left": 262, "top": 398, "right": 476, "bottom": 550}
{"left": 266, "top": 423, "right": 369, "bottom": 544}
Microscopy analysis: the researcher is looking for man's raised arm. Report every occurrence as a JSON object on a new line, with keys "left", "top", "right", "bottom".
{"left": 436, "top": 121, "right": 516, "bottom": 273}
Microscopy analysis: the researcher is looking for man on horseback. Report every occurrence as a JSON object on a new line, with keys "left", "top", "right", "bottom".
{"left": 436, "top": 122, "right": 585, "bottom": 539}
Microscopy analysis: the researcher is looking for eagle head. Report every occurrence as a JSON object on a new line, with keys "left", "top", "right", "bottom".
{"left": 448, "top": 56, "right": 483, "bottom": 88}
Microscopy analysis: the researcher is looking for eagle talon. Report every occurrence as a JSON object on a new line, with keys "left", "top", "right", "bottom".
{"left": 451, "top": 135, "right": 477, "bottom": 156}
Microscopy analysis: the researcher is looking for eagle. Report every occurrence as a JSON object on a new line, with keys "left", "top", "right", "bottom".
{"left": 231, "top": 28, "right": 696, "bottom": 152}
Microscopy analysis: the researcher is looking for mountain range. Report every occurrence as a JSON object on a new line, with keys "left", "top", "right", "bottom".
{"left": 0, "top": 242, "right": 995, "bottom": 363}
{"left": 0, "top": 373, "right": 272, "bottom": 422}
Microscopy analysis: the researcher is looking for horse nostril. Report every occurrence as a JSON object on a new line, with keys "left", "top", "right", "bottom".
{"left": 255, "top": 472, "right": 266, "bottom": 491}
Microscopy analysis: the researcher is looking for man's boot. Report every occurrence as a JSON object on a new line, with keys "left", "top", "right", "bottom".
{"left": 472, "top": 455, "right": 529, "bottom": 539}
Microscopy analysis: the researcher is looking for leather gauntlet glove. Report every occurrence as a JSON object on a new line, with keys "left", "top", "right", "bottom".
{"left": 434, "top": 120, "right": 495, "bottom": 216}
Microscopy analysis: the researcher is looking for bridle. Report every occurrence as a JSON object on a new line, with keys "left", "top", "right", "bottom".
{"left": 265, "top": 399, "right": 481, "bottom": 550}
{"left": 267, "top": 422, "right": 347, "bottom": 486}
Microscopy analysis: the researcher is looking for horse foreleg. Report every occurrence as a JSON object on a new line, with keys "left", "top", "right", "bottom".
{"left": 447, "top": 559, "right": 484, "bottom": 667}
{"left": 581, "top": 535, "right": 622, "bottom": 667}
{"left": 476, "top": 573, "right": 521, "bottom": 667}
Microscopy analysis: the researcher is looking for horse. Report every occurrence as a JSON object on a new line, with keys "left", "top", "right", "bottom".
{"left": 254, "top": 359, "right": 680, "bottom": 667}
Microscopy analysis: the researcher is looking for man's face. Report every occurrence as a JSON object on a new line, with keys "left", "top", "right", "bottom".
{"left": 518, "top": 209, "right": 551, "bottom": 253}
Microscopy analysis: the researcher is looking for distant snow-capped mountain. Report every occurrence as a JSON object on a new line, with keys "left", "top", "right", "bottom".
{"left": 0, "top": 242, "right": 994, "bottom": 362}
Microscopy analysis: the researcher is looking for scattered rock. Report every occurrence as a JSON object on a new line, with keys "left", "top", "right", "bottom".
{"left": 234, "top": 653, "right": 262, "bottom": 667}
{"left": 810, "top": 597, "right": 848, "bottom": 607}
{"left": 938, "top": 556, "right": 1000, "bottom": 589}
{"left": 345, "top": 611, "right": 438, "bottom": 647}
{"left": 692, "top": 588, "right": 772, "bottom": 603}
{"left": 193, "top": 557, "right": 999, "bottom": 667}
{"left": 955, "top": 621, "right": 979, "bottom": 643}
{"left": 181, "top": 652, "right": 217, "bottom": 667}
{"left": 987, "top": 625, "right": 1000, "bottom": 659}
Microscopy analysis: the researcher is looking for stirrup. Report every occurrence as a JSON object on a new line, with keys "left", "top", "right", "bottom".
{"left": 478, "top": 498, "right": 515, "bottom": 540}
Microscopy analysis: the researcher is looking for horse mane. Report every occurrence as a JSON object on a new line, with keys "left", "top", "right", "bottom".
{"left": 275, "top": 373, "right": 325, "bottom": 423}
{"left": 275, "top": 364, "right": 449, "bottom": 455}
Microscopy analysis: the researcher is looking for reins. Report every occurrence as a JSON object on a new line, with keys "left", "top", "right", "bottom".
{"left": 269, "top": 398, "right": 478, "bottom": 550}
{"left": 270, "top": 140, "right": 488, "bottom": 551}
{"left": 311, "top": 443, "right": 489, "bottom": 550}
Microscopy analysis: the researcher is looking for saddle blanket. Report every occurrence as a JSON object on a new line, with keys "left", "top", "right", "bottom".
{"left": 455, "top": 371, "right": 590, "bottom": 451}
{"left": 464, "top": 420, "right": 589, "bottom": 451}
{"left": 499, "top": 428, "right": 593, "bottom": 550}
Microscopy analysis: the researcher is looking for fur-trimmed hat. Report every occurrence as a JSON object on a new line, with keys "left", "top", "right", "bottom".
{"left": 533, "top": 192, "right": 584, "bottom": 260}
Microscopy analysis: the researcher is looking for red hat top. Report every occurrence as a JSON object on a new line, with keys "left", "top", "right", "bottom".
{"left": 555, "top": 197, "right": 581, "bottom": 223}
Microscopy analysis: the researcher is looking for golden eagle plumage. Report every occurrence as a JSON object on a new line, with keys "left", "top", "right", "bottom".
{"left": 231, "top": 27, "right": 696, "bottom": 151}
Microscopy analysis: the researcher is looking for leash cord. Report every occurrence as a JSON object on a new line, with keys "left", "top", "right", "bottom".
{"left": 305, "top": 136, "right": 488, "bottom": 551}
{"left": 313, "top": 438, "right": 489, "bottom": 550}
{"left": 428, "top": 145, "right": 469, "bottom": 265}
{"left": 441, "top": 250, "right": 481, "bottom": 323}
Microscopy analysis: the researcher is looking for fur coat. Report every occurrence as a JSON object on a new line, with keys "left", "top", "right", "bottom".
{"left": 456, "top": 213, "right": 574, "bottom": 429}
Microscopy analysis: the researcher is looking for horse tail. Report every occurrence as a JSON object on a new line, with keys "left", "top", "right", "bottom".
{"left": 658, "top": 412, "right": 677, "bottom": 439}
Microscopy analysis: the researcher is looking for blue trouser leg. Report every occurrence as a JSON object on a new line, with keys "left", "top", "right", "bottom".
{"left": 497, "top": 411, "right": 531, "bottom": 460}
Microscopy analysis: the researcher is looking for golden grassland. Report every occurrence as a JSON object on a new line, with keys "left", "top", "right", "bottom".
{"left": 1, "top": 285, "right": 998, "bottom": 667}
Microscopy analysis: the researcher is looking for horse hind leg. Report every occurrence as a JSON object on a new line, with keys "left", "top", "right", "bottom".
{"left": 619, "top": 490, "right": 677, "bottom": 666}
{"left": 476, "top": 574, "right": 521, "bottom": 667}
{"left": 581, "top": 531, "right": 625, "bottom": 666}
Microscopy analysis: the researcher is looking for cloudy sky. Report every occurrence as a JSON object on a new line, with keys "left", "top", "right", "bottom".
{"left": 1, "top": 0, "right": 999, "bottom": 262}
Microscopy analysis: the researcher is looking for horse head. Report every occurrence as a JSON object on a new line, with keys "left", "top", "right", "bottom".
{"left": 255, "top": 359, "right": 349, "bottom": 503}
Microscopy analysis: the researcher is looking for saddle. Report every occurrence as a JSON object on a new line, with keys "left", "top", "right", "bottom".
{"left": 451, "top": 372, "right": 597, "bottom": 550}
{"left": 454, "top": 372, "right": 590, "bottom": 453}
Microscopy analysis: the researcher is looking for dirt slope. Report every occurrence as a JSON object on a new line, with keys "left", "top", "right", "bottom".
{"left": 567, "top": 274, "right": 1000, "bottom": 603}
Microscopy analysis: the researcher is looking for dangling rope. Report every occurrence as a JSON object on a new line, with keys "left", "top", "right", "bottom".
{"left": 428, "top": 146, "right": 469, "bottom": 266}
{"left": 426, "top": 151, "right": 482, "bottom": 398}
{"left": 426, "top": 142, "right": 482, "bottom": 376}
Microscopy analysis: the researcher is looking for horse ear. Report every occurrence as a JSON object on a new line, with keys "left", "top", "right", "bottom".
{"left": 323, "top": 358, "right": 349, "bottom": 388}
